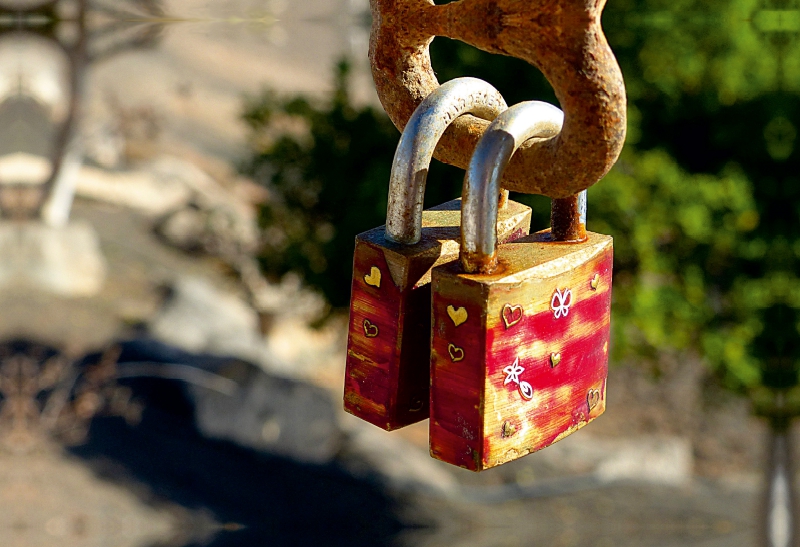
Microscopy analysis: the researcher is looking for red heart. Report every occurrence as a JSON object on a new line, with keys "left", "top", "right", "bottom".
{"left": 501, "top": 304, "right": 523, "bottom": 329}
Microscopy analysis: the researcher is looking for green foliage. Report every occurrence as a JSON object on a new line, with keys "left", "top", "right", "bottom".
{"left": 241, "top": 1, "right": 800, "bottom": 403}
{"left": 590, "top": 149, "right": 763, "bottom": 388}
{"left": 598, "top": 0, "right": 800, "bottom": 398}
{"left": 241, "top": 62, "right": 466, "bottom": 308}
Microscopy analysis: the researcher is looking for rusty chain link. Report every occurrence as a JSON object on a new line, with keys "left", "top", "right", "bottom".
{"left": 369, "top": 0, "right": 627, "bottom": 198}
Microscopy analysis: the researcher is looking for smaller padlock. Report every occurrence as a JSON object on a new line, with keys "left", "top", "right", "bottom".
{"left": 344, "top": 78, "right": 540, "bottom": 431}
{"left": 429, "top": 101, "right": 613, "bottom": 470}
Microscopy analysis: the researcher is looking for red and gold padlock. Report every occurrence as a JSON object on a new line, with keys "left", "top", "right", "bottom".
{"left": 343, "top": 79, "right": 548, "bottom": 430}
{"left": 429, "top": 101, "right": 613, "bottom": 470}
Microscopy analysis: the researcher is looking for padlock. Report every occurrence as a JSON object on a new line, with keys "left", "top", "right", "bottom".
{"left": 429, "top": 101, "right": 613, "bottom": 470}
{"left": 344, "top": 79, "right": 544, "bottom": 431}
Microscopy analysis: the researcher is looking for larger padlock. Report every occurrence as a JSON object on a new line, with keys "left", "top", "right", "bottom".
{"left": 344, "top": 79, "right": 544, "bottom": 431}
{"left": 429, "top": 101, "right": 613, "bottom": 470}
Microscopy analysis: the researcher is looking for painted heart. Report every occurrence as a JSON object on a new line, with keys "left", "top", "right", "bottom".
{"left": 501, "top": 421, "right": 516, "bottom": 438}
{"left": 590, "top": 273, "right": 600, "bottom": 291}
{"left": 446, "top": 305, "right": 468, "bottom": 327}
{"left": 363, "top": 319, "right": 379, "bottom": 338}
{"left": 501, "top": 304, "right": 523, "bottom": 329}
{"left": 448, "top": 343, "right": 465, "bottom": 362}
{"left": 587, "top": 388, "right": 601, "bottom": 411}
{"left": 550, "top": 352, "right": 562, "bottom": 368}
{"left": 364, "top": 266, "right": 382, "bottom": 288}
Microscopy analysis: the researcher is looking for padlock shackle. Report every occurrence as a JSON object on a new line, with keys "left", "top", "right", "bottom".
{"left": 461, "top": 101, "right": 580, "bottom": 274}
{"left": 385, "top": 78, "right": 506, "bottom": 245}
{"left": 551, "top": 192, "right": 588, "bottom": 242}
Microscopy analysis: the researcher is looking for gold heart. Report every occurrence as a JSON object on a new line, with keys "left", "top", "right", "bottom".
{"left": 448, "top": 343, "right": 465, "bottom": 362}
{"left": 590, "top": 273, "right": 600, "bottom": 291}
{"left": 501, "top": 421, "right": 516, "bottom": 438}
{"left": 550, "top": 353, "right": 562, "bottom": 367}
{"left": 364, "top": 266, "right": 382, "bottom": 288}
{"left": 587, "top": 388, "right": 601, "bottom": 411}
{"left": 447, "top": 305, "right": 468, "bottom": 327}
{"left": 363, "top": 319, "right": 379, "bottom": 338}
{"left": 501, "top": 304, "right": 523, "bottom": 329}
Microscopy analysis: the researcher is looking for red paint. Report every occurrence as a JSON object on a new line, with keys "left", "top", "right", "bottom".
{"left": 344, "top": 240, "right": 410, "bottom": 429}
{"left": 344, "top": 206, "right": 533, "bottom": 431}
{"left": 429, "top": 287, "right": 488, "bottom": 468}
{"left": 430, "top": 245, "right": 613, "bottom": 470}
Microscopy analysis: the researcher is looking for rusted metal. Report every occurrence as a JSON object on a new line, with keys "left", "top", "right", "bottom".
{"left": 551, "top": 192, "right": 587, "bottom": 242}
{"left": 385, "top": 77, "right": 506, "bottom": 244}
{"left": 369, "top": 0, "right": 627, "bottom": 198}
{"left": 460, "top": 101, "right": 564, "bottom": 274}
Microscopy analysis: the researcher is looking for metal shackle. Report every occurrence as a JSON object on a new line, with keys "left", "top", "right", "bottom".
{"left": 385, "top": 77, "right": 507, "bottom": 245}
{"left": 460, "top": 101, "right": 586, "bottom": 274}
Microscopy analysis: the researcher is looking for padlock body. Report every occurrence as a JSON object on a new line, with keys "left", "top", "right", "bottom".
{"left": 344, "top": 198, "right": 531, "bottom": 430}
{"left": 430, "top": 231, "right": 613, "bottom": 470}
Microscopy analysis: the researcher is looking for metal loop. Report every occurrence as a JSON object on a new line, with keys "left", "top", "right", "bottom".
{"left": 370, "top": 0, "right": 627, "bottom": 198}
{"left": 384, "top": 77, "right": 506, "bottom": 245}
{"left": 460, "top": 101, "right": 565, "bottom": 274}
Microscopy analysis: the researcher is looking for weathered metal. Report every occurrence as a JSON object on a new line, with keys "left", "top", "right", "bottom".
{"left": 386, "top": 77, "right": 507, "bottom": 244}
{"left": 551, "top": 192, "right": 588, "bottom": 242}
{"left": 369, "top": 0, "right": 627, "bottom": 198}
{"left": 459, "top": 101, "right": 565, "bottom": 274}
{"left": 345, "top": 80, "right": 534, "bottom": 430}
{"left": 429, "top": 104, "right": 613, "bottom": 470}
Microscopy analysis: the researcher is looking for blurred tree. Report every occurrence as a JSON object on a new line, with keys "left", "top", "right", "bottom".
{"left": 240, "top": 64, "right": 396, "bottom": 308}
{"left": 240, "top": 61, "right": 471, "bottom": 309}
{"left": 240, "top": 0, "right": 799, "bottom": 406}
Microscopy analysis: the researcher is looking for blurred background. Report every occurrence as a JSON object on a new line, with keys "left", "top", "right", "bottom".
{"left": 0, "top": 0, "right": 797, "bottom": 545}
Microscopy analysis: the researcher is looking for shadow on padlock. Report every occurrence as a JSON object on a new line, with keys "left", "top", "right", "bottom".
{"left": 429, "top": 101, "right": 614, "bottom": 471}
{"left": 343, "top": 79, "right": 561, "bottom": 431}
